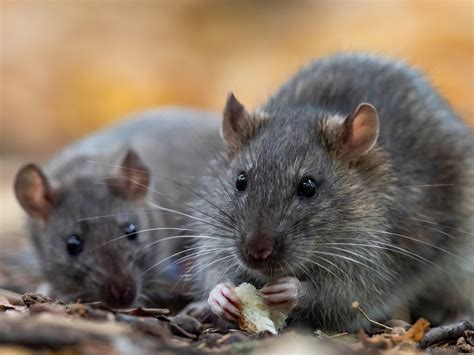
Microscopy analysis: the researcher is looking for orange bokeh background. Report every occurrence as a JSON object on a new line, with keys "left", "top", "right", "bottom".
{"left": 1, "top": 0, "right": 472, "bottom": 158}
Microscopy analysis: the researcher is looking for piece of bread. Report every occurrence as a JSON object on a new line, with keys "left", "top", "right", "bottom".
{"left": 234, "top": 283, "right": 289, "bottom": 334}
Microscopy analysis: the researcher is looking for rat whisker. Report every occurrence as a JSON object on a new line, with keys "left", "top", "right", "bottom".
{"left": 306, "top": 251, "right": 353, "bottom": 280}
{"left": 102, "top": 172, "right": 240, "bottom": 233}
{"left": 171, "top": 254, "right": 235, "bottom": 292}
{"left": 399, "top": 183, "right": 454, "bottom": 188}
{"left": 290, "top": 259, "right": 319, "bottom": 291}
{"left": 140, "top": 232, "right": 233, "bottom": 253}
{"left": 295, "top": 255, "right": 343, "bottom": 281}
{"left": 150, "top": 165, "right": 240, "bottom": 228}
{"left": 96, "top": 173, "right": 239, "bottom": 235}
{"left": 148, "top": 201, "right": 236, "bottom": 234}
{"left": 300, "top": 262, "right": 318, "bottom": 288}
{"left": 96, "top": 227, "right": 200, "bottom": 249}
{"left": 291, "top": 223, "right": 463, "bottom": 259}
{"left": 287, "top": 215, "right": 386, "bottom": 236}
{"left": 139, "top": 246, "right": 221, "bottom": 277}
{"left": 407, "top": 216, "right": 474, "bottom": 236}
{"left": 86, "top": 160, "right": 150, "bottom": 174}
{"left": 135, "top": 234, "right": 233, "bottom": 263}
{"left": 143, "top": 246, "right": 233, "bottom": 280}
{"left": 98, "top": 233, "right": 225, "bottom": 249}
{"left": 73, "top": 209, "right": 171, "bottom": 223}
{"left": 216, "top": 257, "right": 240, "bottom": 283}
{"left": 313, "top": 241, "right": 451, "bottom": 275}
{"left": 317, "top": 245, "right": 397, "bottom": 279}
{"left": 129, "top": 245, "right": 202, "bottom": 272}
{"left": 348, "top": 228, "right": 462, "bottom": 259}
{"left": 306, "top": 248, "right": 391, "bottom": 280}
{"left": 127, "top": 235, "right": 234, "bottom": 275}
{"left": 146, "top": 178, "right": 239, "bottom": 231}
{"left": 280, "top": 259, "right": 296, "bottom": 279}
{"left": 291, "top": 261, "right": 321, "bottom": 322}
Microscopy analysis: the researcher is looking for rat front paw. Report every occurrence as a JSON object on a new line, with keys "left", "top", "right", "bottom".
{"left": 208, "top": 282, "right": 241, "bottom": 322}
{"left": 260, "top": 276, "right": 302, "bottom": 310}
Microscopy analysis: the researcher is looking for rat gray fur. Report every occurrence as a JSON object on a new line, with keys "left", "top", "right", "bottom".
{"left": 14, "top": 108, "right": 223, "bottom": 308}
{"left": 192, "top": 54, "right": 473, "bottom": 331}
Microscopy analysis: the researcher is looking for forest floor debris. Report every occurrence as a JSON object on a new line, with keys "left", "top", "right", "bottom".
{"left": 0, "top": 290, "right": 472, "bottom": 354}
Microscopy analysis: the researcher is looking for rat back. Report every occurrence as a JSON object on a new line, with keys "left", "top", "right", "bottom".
{"left": 47, "top": 107, "right": 222, "bottom": 203}
{"left": 264, "top": 53, "right": 473, "bottom": 322}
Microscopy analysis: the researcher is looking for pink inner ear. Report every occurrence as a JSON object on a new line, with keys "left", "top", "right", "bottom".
{"left": 222, "top": 92, "right": 253, "bottom": 156}
{"left": 15, "top": 165, "right": 53, "bottom": 220}
{"left": 348, "top": 104, "right": 379, "bottom": 156}
{"left": 29, "top": 176, "right": 48, "bottom": 209}
{"left": 113, "top": 150, "right": 151, "bottom": 200}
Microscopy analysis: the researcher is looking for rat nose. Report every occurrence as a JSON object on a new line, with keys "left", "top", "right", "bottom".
{"left": 102, "top": 277, "right": 137, "bottom": 307}
{"left": 245, "top": 232, "right": 274, "bottom": 260}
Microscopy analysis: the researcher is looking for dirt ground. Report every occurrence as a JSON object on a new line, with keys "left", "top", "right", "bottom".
{"left": 0, "top": 290, "right": 473, "bottom": 354}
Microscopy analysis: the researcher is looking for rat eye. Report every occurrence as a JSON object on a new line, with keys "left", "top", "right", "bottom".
{"left": 235, "top": 172, "right": 247, "bottom": 192}
{"left": 66, "top": 235, "right": 83, "bottom": 256}
{"left": 124, "top": 223, "right": 138, "bottom": 240}
{"left": 297, "top": 177, "right": 317, "bottom": 198}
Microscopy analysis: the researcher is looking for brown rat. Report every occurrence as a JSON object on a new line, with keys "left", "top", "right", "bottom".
{"left": 190, "top": 54, "right": 473, "bottom": 331}
{"left": 14, "top": 108, "right": 223, "bottom": 308}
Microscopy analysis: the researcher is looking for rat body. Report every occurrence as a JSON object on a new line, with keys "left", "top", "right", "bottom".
{"left": 14, "top": 108, "right": 223, "bottom": 308}
{"left": 192, "top": 54, "right": 473, "bottom": 331}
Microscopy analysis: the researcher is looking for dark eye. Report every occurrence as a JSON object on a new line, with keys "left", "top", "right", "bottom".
{"left": 235, "top": 172, "right": 247, "bottom": 192}
{"left": 124, "top": 223, "right": 138, "bottom": 240}
{"left": 297, "top": 177, "right": 318, "bottom": 198}
{"left": 66, "top": 235, "right": 83, "bottom": 256}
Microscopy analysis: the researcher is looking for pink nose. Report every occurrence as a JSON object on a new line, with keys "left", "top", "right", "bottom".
{"left": 246, "top": 233, "right": 274, "bottom": 260}
{"left": 249, "top": 247, "right": 273, "bottom": 260}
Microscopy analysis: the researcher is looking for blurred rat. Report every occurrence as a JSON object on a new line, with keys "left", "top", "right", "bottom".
{"left": 14, "top": 108, "right": 223, "bottom": 309}
{"left": 191, "top": 54, "right": 473, "bottom": 330}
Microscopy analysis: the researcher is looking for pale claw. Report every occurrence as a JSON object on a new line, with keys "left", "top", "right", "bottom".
{"left": 208, "top": 282, "right": 241, "bottom": 321}
{"left": 260, "top": 276, "right": 301, "bottom": 310}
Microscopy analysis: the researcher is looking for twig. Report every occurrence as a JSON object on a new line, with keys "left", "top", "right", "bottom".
{"left": 419, "top": 320, "right": 474, "bottom": 349}
{"left": 352, "top": 301, "right": 393, "bottom": 331}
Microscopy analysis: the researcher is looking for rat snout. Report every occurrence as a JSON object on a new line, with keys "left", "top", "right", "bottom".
{"left": 101, "top": 276, "right": 137, "bottom": 307}
{"left": 245, "top": 232, "right": 274, "bottom": 261}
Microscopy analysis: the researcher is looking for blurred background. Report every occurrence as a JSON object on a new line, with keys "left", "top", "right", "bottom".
{"left": 0, "top": 0, "right": 473, "bottom": 234}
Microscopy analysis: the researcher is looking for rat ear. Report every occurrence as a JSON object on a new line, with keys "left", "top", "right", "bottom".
{"left": 109, "top": 149, "right": 150, "bottom": 200}
{"left": 14, "top": 164, "right": 55, "bottom": 221}
{"left": 340, "top": 103, "right": 379, "bottom": 157}
{"left": 221, "top": 93, "right": 265, "bottom": 156}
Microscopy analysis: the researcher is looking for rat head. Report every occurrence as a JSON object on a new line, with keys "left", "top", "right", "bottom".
{"left": 14, "top": 149, "right": 161, "bottom": 307}
{"left": 198, "top": 93, "right": 392, "bottom": 282}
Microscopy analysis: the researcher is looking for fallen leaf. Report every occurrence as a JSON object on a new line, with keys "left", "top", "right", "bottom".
{"left": 21, "top": 293, "right": 62, "bottom": 308}
{"left": 0, "top": 296, "right": 23, "bottom": 312}
{"left": 0, "top": 296, "right": 16, "bottom": 311}
{"left": 392, "top": 318, "right": 430, "bottom": 343}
